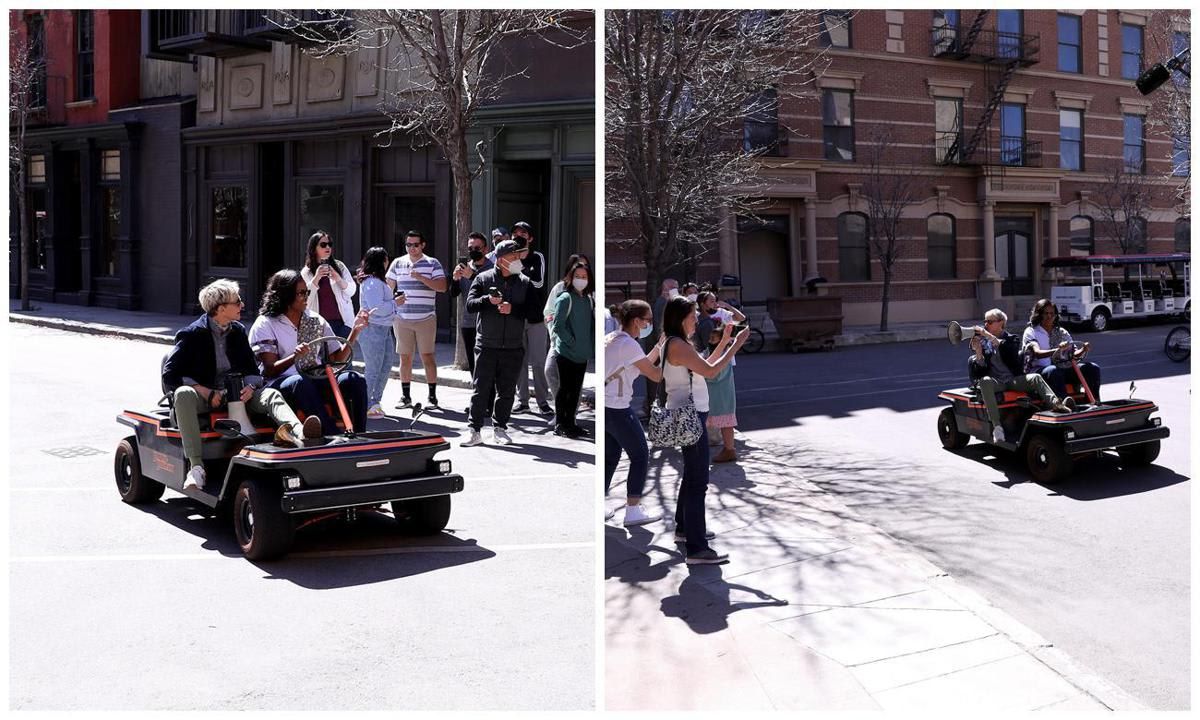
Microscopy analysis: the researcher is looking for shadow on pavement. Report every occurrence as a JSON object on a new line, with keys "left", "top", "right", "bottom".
{"left": 132, "top": 497, "right": 495, "bottom": 587}
{"left": 660, "top": 568, "right": 790, "bottom": 635}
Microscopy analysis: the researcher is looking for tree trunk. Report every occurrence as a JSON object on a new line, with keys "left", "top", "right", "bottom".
{"left": 447, "top": 134, "right": 473, "bottom": 371}
{"left": 879, "top": 267, "right": 892, "bottom": 332}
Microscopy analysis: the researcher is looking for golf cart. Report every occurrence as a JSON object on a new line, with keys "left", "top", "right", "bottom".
{"left": 114, "top": 338, "right": 464, "bottom": 560}
{"left": 936, "top": 321, "right": 1170, "bottom": 483}
{"left": 1044, "top": 253, "right": 1190, "bottom": 332}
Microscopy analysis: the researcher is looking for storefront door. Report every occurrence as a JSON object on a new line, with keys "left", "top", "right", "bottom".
{"left": 995, "top": 216, "right": 1034, "bottom": 296}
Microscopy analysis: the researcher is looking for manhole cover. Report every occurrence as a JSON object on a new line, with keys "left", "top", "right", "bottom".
{"left": 41, "top": 446, "right": 106, "bottom": 459}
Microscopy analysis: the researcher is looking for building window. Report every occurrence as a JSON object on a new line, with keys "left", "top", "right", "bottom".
{"left": 1176, "top": 218, "right": 1190, "bottom": 253}
{"left": 298, "top": 185, "right": 345, "bottom": 244}
{"left": 837, "top": 212, "right": 870, "bottom": 282}
{"left": 820, "top": 11, "right": 851, "bottom": 48}
{"left": 997, "top": 10, "right": 1023, "bottom": 60}
{"left": 934, "top": 97, "right": 962, "bottom": 163}
{"left": 927, "top": 214, "right": 956, "bottom": 279}
{"left": 1123, "top": 114, "right": 1145, "bottom": 173}
{"left": 1069, "top": 215, "right": 1093, "bottom": 256}
{"left": 1129, "top": 216, "right": 1148, "bottom": 253}
{"left": 1000, "top": 102, "right": 1025, "bottom": 166}
{"left": 211, "top": 186, "right": 249, "bottom": 268}
{"left": 1173, "top": 32, "right": 1190, "bottom": 87}
{"left": 1172, "top": 133, "right": 1189, "bottom": 177}
{"left": 75, "top": 10, "right": 94, "bottom": 101}
{"left": 100, "top": 149, "right": 121, "bottom": 181}
{"left": 743, "top": 87, "right": 781, "bottom": 155}
{"left": 1057, "top": 14, "right": 1082, "bottom": 73}
{"left": 1121, "top": 24, "right": 1143, "bottom": 80}
{"left": 28, "top": 154, "right": 47, "bottom": 184}
{"left": 822, "top": 90, "right": 854, "bottom": 161}
{"left": 1059, "top": 109, "right": 1082, "bottom": 171}
{"left": 100, "top": 186, "right": 120, "bottom": 277}
{"left": 932, "top": 10, "right": 959, "bottom": 53}
{"left": 26, "top": 14, "right": 46, "bottom": 108}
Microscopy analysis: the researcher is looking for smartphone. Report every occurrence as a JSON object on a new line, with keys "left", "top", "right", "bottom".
{"left": 393, "top": 288, "right": 405, "bottom": 298}
{"left": 731, "top": 323, "right": 747, "bottom": 337}
{"left": 488, "top": 286, "right": 502, "bottom": 298}
{"left": 457, "top": 256, "right": 468, "bottom": 267}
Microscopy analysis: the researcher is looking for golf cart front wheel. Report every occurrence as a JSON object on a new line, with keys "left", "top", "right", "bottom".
{"left": 1025, "top": 434, "right": 1073, "bottom": 484}
{"left": 392, "top": 495, "right": 451, "bottom": 535}
{"left": 233, "top": 478, "right": 294, "bottom": 560}
{"left": 1117, "top": 440, "right": 1161, "bottom": 466}
{"left": 114, "top": 437, "right": 165, "bottom": 504}
{"left": 937, "top": 407, "right": 970, "bottom": 449}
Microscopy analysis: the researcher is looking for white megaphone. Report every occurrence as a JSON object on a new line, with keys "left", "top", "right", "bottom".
{"left": 223, "top": 375, "right": 256, "bottom": 435}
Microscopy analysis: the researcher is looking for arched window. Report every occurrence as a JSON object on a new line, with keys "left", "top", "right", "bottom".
{"left": 927, "top": 214, "right": 956, "bottom": 279}
{"left": 1175, "top": 218, "right": 1190, "bottom": 253}
{"left": 1069, "top": 215, "right": 1093, "bottom": 256}
{"left": 1129, "top": 216, "right": 1148, "bottom": 252}
{"left": 837, "top": 212, "right": 870, "bottom": 281}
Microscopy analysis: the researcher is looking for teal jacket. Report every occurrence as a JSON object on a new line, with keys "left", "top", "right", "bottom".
{"left": 551, "top": 290, "right": 594, "bottom": 364}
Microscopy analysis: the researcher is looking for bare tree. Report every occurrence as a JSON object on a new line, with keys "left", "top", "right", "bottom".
{"left": 1143, "top": 10, "right": 1190, "bottom": 208}
{"left": 279, "top": 9, "right": 588, "bottom": 368}
{"left": 605, "top": 10, "right": 833, "bottom": 299}
{"left": 860, "top": 128, "right": 921, "bottom": 332}
{"left": 1094, "top": 160, "right": 1163, "bottom": 258}
{"left": 9, "top": 16, "right": 44, "bottom": 311}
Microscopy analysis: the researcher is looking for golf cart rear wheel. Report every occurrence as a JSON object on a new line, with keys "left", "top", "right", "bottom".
{"left": 1089, "top": 308, "right": 1110, "bottom": 332}
{"left": 233, "top": 478, "right": 294, "bottom": 560}
{"left": 1025, "top": 434, "right": 1073, "bottom": 484}
{"left": 392, "top": 495, "right": 451, "bottom": 535}
{"left": 1117, "top": 440, "right": 1161, "bottom": 466}
{"left": 937, "top": 407, "right": 970, "bottom": 450}
{"left": 114, "top": 437, "right": 165, "bottom": 504}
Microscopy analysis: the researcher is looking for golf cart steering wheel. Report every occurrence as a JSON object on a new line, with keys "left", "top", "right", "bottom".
{"left": 298, "top": 335, "right": 354, "bottom": 380}
{"left": 1051, "top": 341, "right": 1085, "bottom": 369}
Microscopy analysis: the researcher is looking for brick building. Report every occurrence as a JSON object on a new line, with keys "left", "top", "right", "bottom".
{"left": 605, "top": 9, "right": 1190, "bottom": 327}
{"left": 12, "top": 10, "right": 595, "bottom": 322}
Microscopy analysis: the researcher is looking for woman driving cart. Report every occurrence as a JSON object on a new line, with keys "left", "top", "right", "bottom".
{"left": 249, "top": 269, "right": 371, "bottom": 436}
{"left": 1020, "top": 299, "right": 1102, "bottom": 403}
{"left": 163, "top": 279, "right": 324, "bottom": 492}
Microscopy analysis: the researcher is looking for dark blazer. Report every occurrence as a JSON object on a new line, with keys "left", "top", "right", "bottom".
{"left": 968, "top": 330, "right": 1023, "bottom": 382}
{"left": 466, "top": 267, "right": 543, "bottom": 350}
{"left": 162, "top": 314, "right": 260, "bottom": 392}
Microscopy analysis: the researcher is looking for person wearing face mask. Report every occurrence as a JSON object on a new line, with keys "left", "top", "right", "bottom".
{"left": 462, "top": 240, "right": 544, "bottom": 447}
{"left": 681, "top": 282, "right": 700, "bottom": 304}
{"left": 696, "top": 291, "right": 745, "bottom": 461}
{"left": 450, "top": 231, "right": 494, "bottom": 377}
{"left": 543, "top": 253, "right": 592, "bottom": 404}
{"left": 604, "top": 299, "right": 665, "bottom": 526}
{"left": 549, "top": 263, "right": 596, "bottom": 438}
{"left": 508, "top": 221, "right": 553, "bottom": 417}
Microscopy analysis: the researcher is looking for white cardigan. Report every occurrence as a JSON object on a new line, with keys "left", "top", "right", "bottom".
{"left": 300, "top": 260, "right": 357, "bottom": 328}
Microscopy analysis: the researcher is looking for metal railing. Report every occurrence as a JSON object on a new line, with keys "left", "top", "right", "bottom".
{"left": 930, "top": 26, "right": 1040, "bottom": 65}
{"left": 995, "top": 137, "right": 1043, "bottom": 167}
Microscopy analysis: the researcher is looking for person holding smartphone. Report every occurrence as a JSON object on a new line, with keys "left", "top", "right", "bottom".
{"left": 300, "top": 231, "right": 357, "bottom": 339}
{"left": 385, "top": 230, "right": 448, "bottom": 409}
{"left": 449, "top": 231, "right": 493, "bottom": 377}
{"left": 697, "top": 291, "right": 745, "bottom": 462}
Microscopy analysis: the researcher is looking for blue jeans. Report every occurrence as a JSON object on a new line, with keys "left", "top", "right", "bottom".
{"left": 1040, "top": 362, "right": 1101, "bottom": 401}
{"left": 357, "top": 323, "right": 398, "bottom": 407}
{"left": 271, "top": 370, "right": 367, "bottom": 435}
{"left": 674, "top": 411, "right": 711, "bottom": 555}
{"left": 605, "top": 406, "right": 649, "bottom": 497}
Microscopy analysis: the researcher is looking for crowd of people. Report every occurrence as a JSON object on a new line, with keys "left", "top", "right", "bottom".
{"left": 162, "top": 222, "right": 595, "bottom": 491}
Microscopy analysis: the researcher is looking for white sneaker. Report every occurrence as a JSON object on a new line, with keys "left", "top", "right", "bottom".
{"left": 992, "top": 426, "right": 1006, "bottom": 444}
{"left": 493, "top": 427, "right": 512, "bottom": 445}
{"left": 461, "top": 430, "right": 484, "bottom": 447}
{"left": 183, "top": 465, "right": 206, "bottom": 491}
{"left": 366, "top": 404, "right": 386, "bottom": 419}
{"left": 622, "top": 504, "right": 663, "bottom": 527}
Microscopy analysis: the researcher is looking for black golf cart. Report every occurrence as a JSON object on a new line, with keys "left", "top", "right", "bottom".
{"left": 114, "top": 343, "right": 464, "bottom": 560}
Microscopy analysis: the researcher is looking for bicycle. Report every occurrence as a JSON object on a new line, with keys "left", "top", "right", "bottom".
{"left": 1163, "top": 325, "right": 1190, "bottom": 363}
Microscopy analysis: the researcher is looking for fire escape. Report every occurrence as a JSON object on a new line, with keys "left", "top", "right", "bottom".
{"left": 932, "top": 11, "right": 1041, "bottom": 168}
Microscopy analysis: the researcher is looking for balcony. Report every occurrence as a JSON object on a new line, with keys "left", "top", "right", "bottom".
{"left": 243, "top": 10, "right": 351, "bottom": 44}
{"left": 930, "top": 26, "right": 1039, "bottom": 67}
{"left": 991, "top": 138, "right": 1043, "bottom": 168}
{"left": 148, "top": 11, "right": 271, "bottom": 60}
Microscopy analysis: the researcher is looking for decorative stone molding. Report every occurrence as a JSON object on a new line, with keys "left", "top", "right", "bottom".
{"left": 229, "top": 64, "right": 264, "bottom": 110}
{"left": 198, "top": 57, "right": 216, "bottom": 113}
{"left": 927, "top": 78, "right": 973, "bottom": 99}
{"left": 1053, "top": 90, "right": 1093, "bottom": 111}
{"left": 354, "top": 46, "right": 380, "bottom": 98}
{"left": 1003, "top": 85, "right": 1035, "bottom": 104}
{"left": 846, "top": 182, "right": 862, "bottom": 212}
{"left": 935, "top": 185, "right": 949, "bottom": 214}
{"left": 1118, "top": 12, "right": 1148, "bottom": 27}
{"left": 815, "top": 70, "right": 865, "bottom": 93}
{"left": 273, "top": 45, "right": 292, "bottom": 106}
{"left": 306, "top": 55, "right": 345, "bottom": 103}
{"left": 1118, "top": 97, "right": 1152, "bottom": 115}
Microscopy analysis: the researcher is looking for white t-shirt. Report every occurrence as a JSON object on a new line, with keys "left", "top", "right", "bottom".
{"left": 1021, "top": 324, "right": 1073, "bottom": 370}
{"left": 604, "top": 331, "right": 647, "bottom": 410}
{"left": 248, "top": 311, "right": 341, "bottom": 379}
{"left": 386, "top": 253, "right": 445, "bottom": 322}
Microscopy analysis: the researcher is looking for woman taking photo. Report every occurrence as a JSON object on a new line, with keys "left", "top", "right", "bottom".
{"left": 604, "top": 300, "right": 665, "bottom": 526}
{"left": 549, "top": 262, "right": 595, "bottom": 439}
{"left": 356, "top": 247, "right": 399, "bottom": 419}
{"left": 661, "top": 296, "right": 747, "bottom": 565}
{"left": 300, "top": 230, "right": 357, "bottom": 339}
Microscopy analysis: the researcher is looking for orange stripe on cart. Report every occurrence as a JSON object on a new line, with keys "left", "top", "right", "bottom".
{"left": 120, "top": 411, "right": 274, "bottom": 439}
{"left": 237, "top": 437, "right": 444, "bottom": 460}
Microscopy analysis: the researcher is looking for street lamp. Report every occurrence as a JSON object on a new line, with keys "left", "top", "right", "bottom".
{"left": 1136, "top": 47, "right": 1190, "bottom": 95}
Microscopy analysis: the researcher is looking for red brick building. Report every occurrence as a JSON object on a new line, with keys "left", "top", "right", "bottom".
{"left": 606, "top": 9, "right": 1190, "bottom": 327}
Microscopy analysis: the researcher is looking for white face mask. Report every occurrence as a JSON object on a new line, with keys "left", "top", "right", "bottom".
{"left": 507, "top": 258, "right": 524, "bottom": 275}
{"left": 572, "top": 278, "right": 588, "bottom": 292}
{"left": 667, "top": 288, "right": 679, "bottom": 298}
{"left": 686, "top": 294, "right": 697, "bottom": 303}
{"left": 637, "top": 321, "right": 653, "bottom": 339}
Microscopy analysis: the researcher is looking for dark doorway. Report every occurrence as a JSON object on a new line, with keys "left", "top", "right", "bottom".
{"left": 53, "top": 150, "right": 83, "bottom": 295}
{"left": 995, "top": 216, "right": 1034, "bottom": 296}
{"left": 256, "top": 142, "right": 286, "bottom": 319}
{"left": 376, "top": 192, "right": 437, "bottom": 261}
{"left": 494, "top": 159, "right": 550, "bottom": 250}
{"left": 737, "top": 214, "right": 792, "bottom": 306}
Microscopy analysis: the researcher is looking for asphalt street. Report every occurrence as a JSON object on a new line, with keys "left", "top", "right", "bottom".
{"left": 8, "top": 324, "right": 596, "bottom": 711}
{"left": 718, "top": 322, "right": 1190, "bottom": 710}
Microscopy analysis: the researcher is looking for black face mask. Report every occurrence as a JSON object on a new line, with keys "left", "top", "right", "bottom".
{"left": 514, "top": 236, "right": 528, "bottom": 249}
{"left": 468, "top": 249, "right": 484, "bottom": 261}
{"left": 704, "top": 307, "right": 717, "bottom": 315}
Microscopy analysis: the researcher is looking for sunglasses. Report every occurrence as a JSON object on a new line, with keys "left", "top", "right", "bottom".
{"left": 405, "top": 242, "right": 423, "bottom": 248}
{"left": 224, "top": 297, "right": 244, "bottom": 306}
{"left": 297, "top": 288, "right": 311, "bottom": 297}
{"left": 318, "top": 241, "right": 332, "bottom": 249}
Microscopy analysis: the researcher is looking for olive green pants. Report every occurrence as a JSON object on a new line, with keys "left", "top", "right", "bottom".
{"left": 978, "top": 373, "right": 1058, "bottom": 430}
{"left": 173, "top": 385, "right": 301, "bottom": 467}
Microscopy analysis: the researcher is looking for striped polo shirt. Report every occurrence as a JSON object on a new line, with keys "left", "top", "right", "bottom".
{"left": 386, "top": 253, "right": 445, "bottom": 322}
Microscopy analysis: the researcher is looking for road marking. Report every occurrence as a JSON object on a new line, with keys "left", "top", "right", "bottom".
{"left": 9, "top": 541, "right": 593, "bottom": 564}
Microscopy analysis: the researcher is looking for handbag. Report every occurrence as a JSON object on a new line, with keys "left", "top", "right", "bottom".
{"left": 647, "top": 341, "right": 703, "bottom": 447}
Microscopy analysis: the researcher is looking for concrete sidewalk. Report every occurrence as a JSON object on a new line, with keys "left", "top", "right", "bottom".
{"left": 604, "top": 435, "right": 1146, "bottom": 711}
{"left": 8, "top": 299, "right": 594, "bottom": 394}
